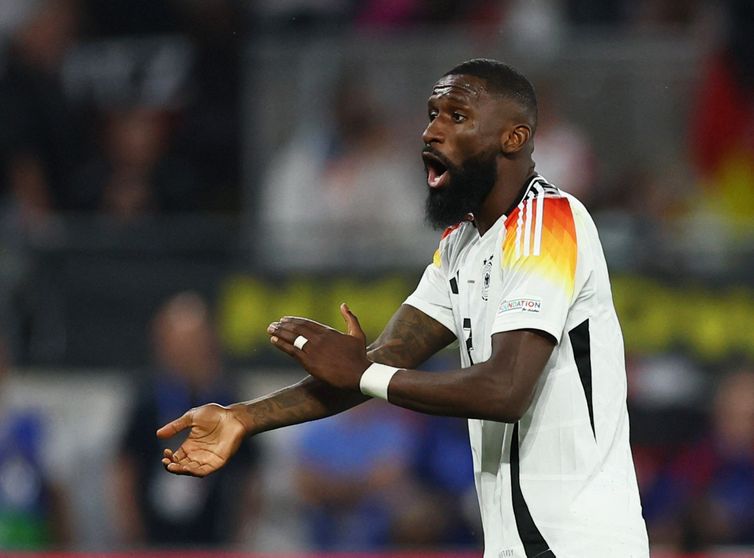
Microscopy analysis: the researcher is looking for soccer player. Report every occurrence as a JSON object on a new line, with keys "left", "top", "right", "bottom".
{"left": 157, "top": 59, "right": 650, "bottom": 557}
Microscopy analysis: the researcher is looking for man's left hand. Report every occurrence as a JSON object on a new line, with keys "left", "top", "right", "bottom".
{"left": 267, "top": 303, "right": 371, "bottom": 391}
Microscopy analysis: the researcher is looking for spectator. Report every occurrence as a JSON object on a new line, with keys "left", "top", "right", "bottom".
{"left": 258, "top": 71, "right": 424, "bottom": 269}
{"left": 112, "top": 292, "right": 260, "bottom": 548}
{"left": 72, "top": 107, "right": 200, "bottom": 221}
{"left": 401, "top": 415, "right": 480, "bottom": 548}
{"left": 171, "top": 0, "right": 246, "bottom": 213}
{"left": 292, "top": 402, "right": 419, "bottom": 550}
{"left": 0, "top": 334, "right": 70, "bottom": 550}
{"left": 0, "top": 0, "right": 86, "bottom": 227}
{"left": 642, "top": 368, "right": 754, "bottom": 550}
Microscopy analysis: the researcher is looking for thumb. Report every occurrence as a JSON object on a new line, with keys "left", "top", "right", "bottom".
{"left": 156, "top": 410, "right": 192, "bottom": 439}
{"left": 340, "top": 303, "right": 366, "bottom": 343}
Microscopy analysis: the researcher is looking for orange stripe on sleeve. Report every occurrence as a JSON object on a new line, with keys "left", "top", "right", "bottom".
{"left": 502, "top": 196, "right": 577, "bottom": 298}
{"left": 433, "top": 222, "right": 462, "bottom": 267}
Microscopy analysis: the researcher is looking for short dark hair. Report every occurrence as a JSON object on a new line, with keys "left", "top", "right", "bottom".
{"left": 444, "top": 58, "right": 537, "bottom": 128}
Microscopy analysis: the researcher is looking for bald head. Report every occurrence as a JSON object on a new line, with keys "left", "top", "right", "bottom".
{"left": 152, "top": 291, "right": 220, "bottom": 387}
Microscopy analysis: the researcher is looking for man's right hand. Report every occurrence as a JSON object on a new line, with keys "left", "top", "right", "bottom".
{"left": 156, "top": 403, "right": 249, "bottom": 477}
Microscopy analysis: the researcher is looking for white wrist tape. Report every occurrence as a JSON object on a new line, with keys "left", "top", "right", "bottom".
{"left": 359, "top": 363, "right": 400, "bottom": 401}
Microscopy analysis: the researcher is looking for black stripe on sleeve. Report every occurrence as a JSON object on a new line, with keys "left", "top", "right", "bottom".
{"left": 510, "top": 423, "right": 555, "bottom": 557}
{"left": 568, "top": 319, "right": 595, "bottom": 439}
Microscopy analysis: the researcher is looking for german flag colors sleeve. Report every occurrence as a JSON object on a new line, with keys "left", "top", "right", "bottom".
{"left": 491, "top": 195, "right": 578, "bottom": 343}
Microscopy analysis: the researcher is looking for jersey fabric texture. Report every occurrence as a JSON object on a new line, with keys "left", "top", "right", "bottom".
{"left": 404, "top": 175, "right": 649, "bottom": 558}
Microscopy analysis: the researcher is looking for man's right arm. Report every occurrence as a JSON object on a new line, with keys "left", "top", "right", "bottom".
{"left": 235, "top": 303, "right": 456, "bottom": 436}
{"left": 157, "top": 303, "right": 455, "bottom": 477}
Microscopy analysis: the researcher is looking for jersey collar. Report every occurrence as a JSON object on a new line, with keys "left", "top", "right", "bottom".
{"left": 502, "top": 173, "right": 540, "bottom": 219}
{"left": 466, "top": 174, "right": 541, "bottom": 236}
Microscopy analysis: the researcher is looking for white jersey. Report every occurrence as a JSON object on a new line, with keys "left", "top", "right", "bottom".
{"left": 404, "top": 175, "right": 649, "bottom": 558}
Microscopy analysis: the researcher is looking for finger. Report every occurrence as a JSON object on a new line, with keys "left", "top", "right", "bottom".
{"left": 156, "top": 412, "right": 191, "bottom": 439}
{"left": 268, "top": 321, "right": 321, "bottom": 346}
{"left": 340, "top": 303, "right": 366, "bottom": 342}
{"left": 172, "top": 446, "right": 188, "bottom": 462}
{"left": 280, "top": 316, "right": 332, "bottom": 329}
{"left": 165, "top": 461, "right": 199, "bottom": 477}
{"left": 280, "top": 316, "right": 335, "bottom": 333}
{"left": 270, "top": 334, "right": 302, "bottom": 360}
{"left": 163, "top": 450, "right": 213, "bottom": 477}
{"left": 170, "top": 462, "right": 213, "bottom": 478}
{"left": 266, "top": 322, "right": 303, "bottom": 345}
{"left": 162, "top": 449, "right": 180, "bottom": 471}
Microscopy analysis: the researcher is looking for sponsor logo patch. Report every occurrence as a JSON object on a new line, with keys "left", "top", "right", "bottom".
{"left": 498, "top": 297, "right": 542, "bottom": 314}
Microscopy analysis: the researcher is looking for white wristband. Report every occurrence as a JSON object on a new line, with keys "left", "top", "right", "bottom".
{"left": 359, "top": 363, "right": 400, "bottom": 400}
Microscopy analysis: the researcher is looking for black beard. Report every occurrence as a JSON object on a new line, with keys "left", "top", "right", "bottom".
{"left": 424, "top": 147, "right": 499, "bottom": 230}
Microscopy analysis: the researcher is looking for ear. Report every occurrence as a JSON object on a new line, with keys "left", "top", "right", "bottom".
{"left": 500, "top": 124, "right": 532, "bottom": 154}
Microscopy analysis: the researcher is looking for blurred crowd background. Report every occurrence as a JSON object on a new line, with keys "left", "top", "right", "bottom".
{"left": 1, "top": 0, "right": 754, "bottom": 555}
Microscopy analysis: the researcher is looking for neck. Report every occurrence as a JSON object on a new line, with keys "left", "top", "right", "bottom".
{"left": 474, "top": 161, "right": 535, "bottom": 236}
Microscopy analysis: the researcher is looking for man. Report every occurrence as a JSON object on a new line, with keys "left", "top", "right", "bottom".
{"left": 117, "top": 292, "right": 259, "bottom": 547}
{"left": 157, "top": 59, "right": 650, "bottom": 557}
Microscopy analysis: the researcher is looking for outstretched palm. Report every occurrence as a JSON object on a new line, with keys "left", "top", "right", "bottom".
{"left": 157, "top": 403, "right": 248, "bottom": 478}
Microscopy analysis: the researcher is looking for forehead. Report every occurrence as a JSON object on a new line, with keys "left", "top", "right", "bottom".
{"left": 429, "top": 74, "right": 489, "bottom": 104}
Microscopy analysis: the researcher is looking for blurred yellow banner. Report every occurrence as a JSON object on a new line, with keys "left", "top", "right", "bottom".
{"left": 219, "top": 273, "right": 754, "bottom": 362}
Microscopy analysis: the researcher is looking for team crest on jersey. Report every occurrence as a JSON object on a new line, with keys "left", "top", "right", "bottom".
{"left": 481, "top": 255, "right": 493, "bottom": 301}
{"left": 498, "top": 297, "right": 542, "bottom": 314}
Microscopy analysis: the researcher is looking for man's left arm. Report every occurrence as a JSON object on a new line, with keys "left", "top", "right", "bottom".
{"left": 268, "top": 317, "right": 554, "bottom": 423}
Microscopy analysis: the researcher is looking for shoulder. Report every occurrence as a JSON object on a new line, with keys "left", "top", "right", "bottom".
{"left": 538, "top": 176, "right": 593, "bottom": 222}
{"left": 500, "top": 179, "right": 582, "bottom": 283}
{"left": 503, "top": 186, "right": 577, "bottom": 249}
{"left": 502, "top": 176, "right": 596, "bottom": 240}
{"left": 432, "top": 221, "right": 472, "bottom": 268}
{"left": 439, "top": 222, "right": 468, "bottom": 249}
{"left": 440, "top": 222, "right": 463, "bottom": 240}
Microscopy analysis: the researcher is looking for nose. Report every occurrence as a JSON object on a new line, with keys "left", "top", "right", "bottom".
{"left": 422, "top": 118, "right": 443, "bottom": 145}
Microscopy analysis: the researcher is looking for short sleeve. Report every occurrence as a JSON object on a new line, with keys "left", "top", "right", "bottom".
{"left": 403, "top": 232, "right": 457, "bottom": 336}
{"left": 491, "top": 196, "right": 578, "bottom": 343}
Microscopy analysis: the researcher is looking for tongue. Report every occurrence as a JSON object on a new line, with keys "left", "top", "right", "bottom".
{"left": 428, "top": 167, "right": 448, "bottom": 188}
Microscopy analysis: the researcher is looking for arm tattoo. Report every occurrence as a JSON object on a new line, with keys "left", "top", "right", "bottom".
{"left": 241, "top": 305, "right": 454, "bottom": 435}
{"left": 242, "top": 377, "right": 366, "bottom": 435}
{"left": 367, "top": 304, "right": 455, "bottom": 369}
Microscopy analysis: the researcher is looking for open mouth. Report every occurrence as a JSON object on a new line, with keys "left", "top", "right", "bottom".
{"left": 422, "top": 151, "right": 450, "bottom": 189}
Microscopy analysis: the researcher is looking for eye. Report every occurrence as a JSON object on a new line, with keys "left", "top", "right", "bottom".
{"left": 452, "top": 112, "right": 466, "bottom": 123}
{"left": 428, "top": 109, "right": 438, "bottom": 122}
